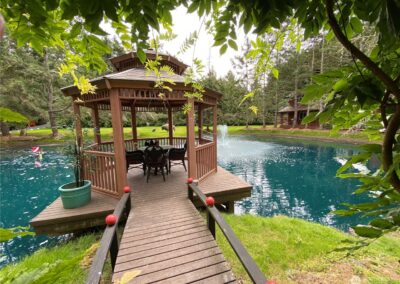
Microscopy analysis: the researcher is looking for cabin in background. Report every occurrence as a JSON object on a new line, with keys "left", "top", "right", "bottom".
{"left": 278, "top": 95, "right": 320, "bottom": 129}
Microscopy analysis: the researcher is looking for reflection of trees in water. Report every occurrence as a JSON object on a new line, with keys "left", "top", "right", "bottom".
{"left": 229, "top": 142, "right": 371, "bottom": 230}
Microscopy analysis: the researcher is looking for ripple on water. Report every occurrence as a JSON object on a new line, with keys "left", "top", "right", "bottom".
{"left": 0, "top": 147, "right": 73, "bottom": 267}
{"left": 218, "top": 136, "right": 372, "bottom": 231}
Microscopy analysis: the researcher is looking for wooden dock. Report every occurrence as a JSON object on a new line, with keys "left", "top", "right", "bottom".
{"left": 30, "top": 165, "right": 251, "bottom": 235}
{"left": 112, "top": 166, "right": 242, "bottom": 283}
{"left": 30, "top": 191, "right": 119, "bottom": 235}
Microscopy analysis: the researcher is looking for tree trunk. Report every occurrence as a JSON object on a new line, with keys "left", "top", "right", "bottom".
{"left": 1, "top": 121, "right": 10, "bottom": 136}
{"left": 292, "top": 53, "right": 299, "bottom": 128}
{"left": 319, "top": 37, "right": 325, "bottom": 129}
{"left": 44, "top": 49, "right": 59, "bottom": 137}
{"left": 262, "top": 72, "right": 267, "bottom": 128}
{"left": 49, "top": 111, "right": 58, "bottom": 137}
{"left": 273, "top": 54, "right": 280, "bottom": 128}
{"left": 305, "top": 46, "right": 316, "bottom": 129}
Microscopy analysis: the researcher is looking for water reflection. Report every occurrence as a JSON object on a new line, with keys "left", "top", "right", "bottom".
{"left": 218, "top": 136, "right": 371, "bottom": 231}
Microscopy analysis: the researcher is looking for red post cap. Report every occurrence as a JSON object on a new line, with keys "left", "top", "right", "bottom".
{"left": 105, "top": 214, "right": 117, "bottom": 226}
{"left": 187, "top": 177, "right": 193, "bottom": 184}
{"left": 266, "top": 280, "right": 277, "bottom": 284}
{"left": 123, "top": 185, "right": 131, "bottom": 193}
{"left": 206, "top": 196, "right": 215, "bottom": 207}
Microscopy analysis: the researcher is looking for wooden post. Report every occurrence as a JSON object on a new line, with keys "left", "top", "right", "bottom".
{"left": 110, "top": 89, "right": 127, "bottom": 196}
{"left": 168, "top": 106, "right": 173, "bottom": 145}
{"left": 213, "top": 105, "right": 218, "bottom": 171}
{"left": 130, "top": 105, "right": 137, "bottom": 142}
{"left": 187, "top": 98, "right": 197, "bottom": 179}
{"left": 73, "top": 100, "right": 84, "bottom": 181}
{"left": 91, "top": 103, "right": 101, "bottom": 144}
{"left": 207, "top": 210, "right": 216, "bottom": 239}
{"left": 225, "top": 201, "right": 235, "bottom": 213}
{"left": 73, "top": 100, "right": 83, "bottom": 145}
{"left": 198, "top": 104, "right": 203, "bottom": 143}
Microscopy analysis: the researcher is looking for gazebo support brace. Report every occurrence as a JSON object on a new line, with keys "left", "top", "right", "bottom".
{"left": 91, "top": 103, "right": 101, "bottom": 144}
{"left": 131, "top": 105, "right": 137, "bottom": 142}
{"left": 110, "top": 89, "right": 128, "bottom": 196}
{"left": 168, "top": 106, "right": 173, "bottom": 145}
{"left": 187, "top": 98, "right": 197, "bottom": 179}
{"left": 213, "top": 105, "right": 218, "bottom": 171}
{"left": 198, "top": 105, "right": 203, "bottom": 142}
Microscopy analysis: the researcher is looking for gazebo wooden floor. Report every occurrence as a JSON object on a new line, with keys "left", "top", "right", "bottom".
{"left": 112, "top": 165, "right": 241, "bottom": 283}
{"left": 30, "top": 165, "right": 251, "bottom": 238}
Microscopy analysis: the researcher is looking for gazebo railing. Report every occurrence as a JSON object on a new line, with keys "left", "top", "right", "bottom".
{"left": 195, "top": 141, "right": 217, "bottom": 180}
{"left": 124, "top": 137, "right": 188, "bottom": 151}
{"left": 83, "top": 150, "right": 119, "bottom": 197}
{"left": 83, "top": 136, "right": 216, "bottom": 196}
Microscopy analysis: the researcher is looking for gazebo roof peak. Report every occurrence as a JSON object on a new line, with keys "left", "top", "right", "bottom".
{"left": 110, "top": 50, "right": 189, "bottom": 75}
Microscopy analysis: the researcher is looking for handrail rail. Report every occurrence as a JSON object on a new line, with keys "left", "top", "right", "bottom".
{"left": 194, "top": 141, "right": 214, "bottom": 150}
{"left": 83, "top": 150, "right": 115, "bottom": 157}
{"left": 188, "top": 183, "right": 267, "bottom": 284}
{"left": 86, "top": 192, "right": 131, "bottom": 284}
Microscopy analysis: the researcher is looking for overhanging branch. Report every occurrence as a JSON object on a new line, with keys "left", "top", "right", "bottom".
{"left": 326, "top": 0, "right": 400, "bottom": 100}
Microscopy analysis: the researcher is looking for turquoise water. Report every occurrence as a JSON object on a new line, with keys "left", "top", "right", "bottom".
{"left": 218, "top": 136, "right": 372, "bottom": 231}
{"left": 0, "top": 137, "right": 372, "bottom": 267}
{"left": 0, "top": 146, "right": 72, "bottom": 267}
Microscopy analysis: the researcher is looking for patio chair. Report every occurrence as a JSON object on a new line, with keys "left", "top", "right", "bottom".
{"left": 126, "top": 150, "right": 146, "bottom": 175}
{"left": 144, "top": 139, "right": 156, "bottom": 147}
{"left": 144, "top": 146, "right": 168, "bottom": 182}
{"left": 168, "top": 147, "right": 187, "bottom": 173}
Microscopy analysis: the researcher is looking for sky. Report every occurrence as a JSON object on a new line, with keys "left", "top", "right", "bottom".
{"left": 103, "top": 6, "right": 253, "bottom": 78}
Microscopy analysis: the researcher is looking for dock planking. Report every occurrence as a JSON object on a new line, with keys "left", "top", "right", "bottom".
{"left": 30, "top": 164, "right": 250, "bottom": 236}
{"left": 30, "top": 191, "right": 119, "bottom": 235}
{"left": 112, "top": 165, "right": 244, "bottom": 283}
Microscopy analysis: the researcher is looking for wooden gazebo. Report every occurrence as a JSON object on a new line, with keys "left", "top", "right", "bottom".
{"left": 61, "top": 51, "right": 222, "bottom": 198}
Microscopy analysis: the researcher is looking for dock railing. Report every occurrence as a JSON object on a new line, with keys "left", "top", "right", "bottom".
{"left": 188, "top": 183, "right": 267, "bottom": 284}
{"left": 86, "top": 191, "right": 131, "bottom": 284}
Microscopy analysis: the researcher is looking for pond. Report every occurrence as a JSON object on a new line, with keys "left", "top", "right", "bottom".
{"left": 218, "top": 135, "right": 372, "bottom": 231}
{"left": 0, "top": 146, "right": 72, "bottom": 268}
{"left": 0, "top": 136, "right": 372, "bottom": 267}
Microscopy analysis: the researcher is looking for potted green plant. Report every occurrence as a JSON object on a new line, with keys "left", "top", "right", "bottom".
{"left": 59, "top": 134, "right": 91, "bottom": 209}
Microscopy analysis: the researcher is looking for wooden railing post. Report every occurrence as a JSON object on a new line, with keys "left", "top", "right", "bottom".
{"left": 188, "top": 184, "right": 193, "bottom": 202}
{"left": 187, "top": 183, "right": 267, "bottom": 284}
{"left": 207, "top": 211, "right": 216, "bottom": 239}
{"left": 109, "top": 230, "right": 119, "bottom": 270}
{"left": 86, "top": 192, "right": 131, "bottom": 284}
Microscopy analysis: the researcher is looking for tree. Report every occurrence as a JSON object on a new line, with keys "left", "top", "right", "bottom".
{"left": 1, "top": 0, "right": 399, "bottom": 238}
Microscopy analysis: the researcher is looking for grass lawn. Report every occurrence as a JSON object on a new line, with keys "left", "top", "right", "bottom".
{"left": 1, "top": 215, "right": 398, "bottom": 283}
{"left": 0, "top": 233, "right": 105, "bottom": 284}
{"left": 217, "top": 215, "right": 400, "bottom": 283}
{"left": 2, "top": 125, "right": 374, "bottom": 145}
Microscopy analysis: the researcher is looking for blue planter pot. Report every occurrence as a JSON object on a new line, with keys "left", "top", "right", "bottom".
{"left": 59, "top": 180, "right": 91, "bottom": 209}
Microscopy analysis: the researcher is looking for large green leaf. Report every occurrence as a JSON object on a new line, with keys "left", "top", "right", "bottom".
{"left": 369, "top": 218, "right": 394, "bottom": 229}
{"left": 352, "top": 225, "right": 383, "bottom": 238}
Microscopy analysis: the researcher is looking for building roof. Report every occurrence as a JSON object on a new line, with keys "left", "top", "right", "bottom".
{"left": 109, "top": 50, "right": 189, "bottom": 74}
{"left": 98, "top": 68, "right": 185, "bottom": 83}
{"left": 278, "top": 105, "right": 319, "bottom": 113}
